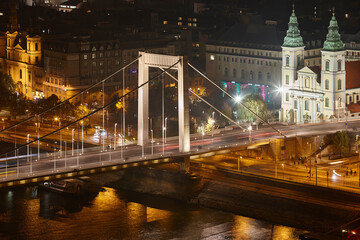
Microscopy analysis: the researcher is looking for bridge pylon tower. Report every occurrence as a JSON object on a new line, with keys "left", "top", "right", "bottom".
{"left": 138, "top": 52, "right": 190, "bottom": 153}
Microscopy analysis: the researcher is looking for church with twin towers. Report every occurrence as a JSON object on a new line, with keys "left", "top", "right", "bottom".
{"left": 279, "top": 7, "right": 360, "bottom": 124}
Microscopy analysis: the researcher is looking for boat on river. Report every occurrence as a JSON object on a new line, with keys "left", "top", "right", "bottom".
{"left": 38, "top": 176, "right": 100, "bottom": 196}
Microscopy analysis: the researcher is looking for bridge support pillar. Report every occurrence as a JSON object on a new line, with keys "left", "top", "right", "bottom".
{"left": 138, "top": 54, "right": 149, "bottom": 146}
{"left": 178, "top": 56, "right": 190, "bottom": 153}
{"left": 180, "top": 156, "right": 190, "bottom": 173}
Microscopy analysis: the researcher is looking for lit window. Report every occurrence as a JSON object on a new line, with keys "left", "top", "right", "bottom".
{"left": 163, "top": 21, "right": 168, "bottom": 25}
{"left": 178, "top": 17, "right": 182, "bottom": 20}
{"left": 188, "top": 23, "right": 192, "bottom": 27}
{"left": 193, "top": 18, "right": 197, "bottom": 22}
{"left": 178, "top": 22, "right": 182, "bottom": 26}
{"left": 210, "top": 55, "right": 215, "bottom": 61}
{"left": 193, "top": 23, "right": 197, "bottom": 27}
{"left": 83, "top": 55, "right": 88, "bottom": 60}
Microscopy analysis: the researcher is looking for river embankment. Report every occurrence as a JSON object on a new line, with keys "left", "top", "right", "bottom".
{"left": 87, "top": 164, "right": 359, "bottom": 239}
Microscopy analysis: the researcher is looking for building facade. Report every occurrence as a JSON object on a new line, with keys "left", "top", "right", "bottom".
{"left": 205, "top": 23, "right": 324, "bottom": 108}
{"left": 0, "top": 30, "right": 45, "bottom": 100}
{"left": 280, "top": 9, "right": 360, "bottom": 124}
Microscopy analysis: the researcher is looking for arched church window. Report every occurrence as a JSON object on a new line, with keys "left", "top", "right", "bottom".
{"left": 337, "top": 79, "right": 342, "bottom": 90}
{"left": 224, "top": 67, "right": 228, "bottom": 77}
{"left": 286, "top": 56, "right": 289, "bottom": 66}
{"left": 258, "top": 71, "right": 262, "bottom": 80}
{"left": 267, "top": 72, "right": 271, "bottom": 81}
{"left": 241, "top": 70, "right": 245, "bottom": 79}
{"left": 325, "top": 60, "right": 330, "bottom": 71}
{"left": 297, "top": 55, "right": 300, "bottom": 66}
{"left": 325, "top": 79, "right": 329, "bottom": 90}
{"left": 233, "top": 69, "right": 236, "bottom": 78}
{"left": 286, "top": 75, "right": 289, "bottom": 85}
{"left": 249, "top": 71, "right": 253, "bottom": 80}
{"left": 305, "top": 100, "right": 309, "bottom": 110}
{"left": 294, "top": 100, "right": 297, "bottom": 109}
{"left": 337, "top": 60, "right": 341, "bottom": 71}
{"left": 325, "top": 98, "right": 329, "bottom": 108}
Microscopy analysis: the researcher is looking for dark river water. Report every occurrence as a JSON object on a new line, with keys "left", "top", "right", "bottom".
{"left": 0, "top": 186, "right": 307, "bottom": 240}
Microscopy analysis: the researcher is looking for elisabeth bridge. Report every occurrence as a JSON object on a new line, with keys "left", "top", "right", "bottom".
{"left": 0, "top": 52, "right": 353, "bottom": 188}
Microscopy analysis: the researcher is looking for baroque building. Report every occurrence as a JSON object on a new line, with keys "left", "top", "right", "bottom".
{"left": 279, "top": 9, "right": 360, "bottom": 124}
{"left": 0, "top": 30, "right": 45, "bottom": 100}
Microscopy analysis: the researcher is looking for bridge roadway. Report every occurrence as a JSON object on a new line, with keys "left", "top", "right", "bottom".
{"left": 0, "top": 117, "right": 359, "bottom": 187}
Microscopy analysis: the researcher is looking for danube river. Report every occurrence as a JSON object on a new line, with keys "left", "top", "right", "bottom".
{"left": 0, "top": 186, "right": 306, "bottom": 239}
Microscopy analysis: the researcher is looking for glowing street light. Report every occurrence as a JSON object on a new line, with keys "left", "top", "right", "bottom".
{"left": 80, "top": 120, "right": 84, "bottom": 154}
{"left": 164, "top": 117, "right": 168, "bottom": 144}
{"left": 248, "top": 125, "right": 252, "bottom": 143}
{"left": 151, "top": 129, "right": 154, "bottom": 155}
{"left": 114, "top": 123, "right": 117, "bottom": 150}
{"left": 1, "top": 118, "right": 4, "bottom": 130}
{"left": 235, "top": 95, "right": 242, "bottom": 103}
{"left": 212, "top": 112, "right": 215, "bottom": 136}
{"left": 35, "top": 122, "right": 40, "bottom": 161}
{"left": 54, "top": 117, "right": 62, "bottom": 157}
{"left": 72, "top": 128, "right": 75, "bottom": 156}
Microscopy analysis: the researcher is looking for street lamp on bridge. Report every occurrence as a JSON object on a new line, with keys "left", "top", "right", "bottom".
{"left": 248, "top": 125, "right": 252, "bottom": 143}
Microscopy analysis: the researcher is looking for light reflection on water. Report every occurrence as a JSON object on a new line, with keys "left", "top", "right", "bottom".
{"left": 0, "top": 186, "right": 305, "bottom": 240}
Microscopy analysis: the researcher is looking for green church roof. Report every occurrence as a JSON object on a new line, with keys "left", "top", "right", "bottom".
{"left": 282, "top": 8, "right": 304, "bottom": 48}
{"left": 322, "top": 13, "right": 344, "bottom": 51}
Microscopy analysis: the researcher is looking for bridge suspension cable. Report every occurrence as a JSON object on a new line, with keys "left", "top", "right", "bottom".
{"left": 187, "top": 63, "right": 285, "bottom": 138}
{"left": 0, "top": 58, "right": 181, "bottom": 157}
{"left": 0, "top": 56, "right": 142, "bottom": 134}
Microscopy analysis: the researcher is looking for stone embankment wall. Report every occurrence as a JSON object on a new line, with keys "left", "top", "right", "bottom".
{"left": 88, "top": 164, "right": 360, "bottom": 235}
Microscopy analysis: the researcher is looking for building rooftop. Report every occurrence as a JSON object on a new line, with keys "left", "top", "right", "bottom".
{"left": 346, "top": 61, "right": 360, "bottom": 90}
{"left": 208, "top": 23, "right": 285, "bottom": 50}
{"left": 309, "top": 66, "right": 321, "bottom": 83}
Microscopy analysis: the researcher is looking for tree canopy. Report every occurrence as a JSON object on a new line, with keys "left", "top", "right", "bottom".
{"left": 332, "top": 131, "right": 349, "bottom": 156}
{"left": 234, "top": 94, "right": 268, "bottom": 122}
{"left": 0, "top": 72, "right": 16, "bottom": 111}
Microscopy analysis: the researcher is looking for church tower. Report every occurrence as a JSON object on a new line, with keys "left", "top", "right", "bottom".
{"left": 280, "top": 6, "right": 305, "bottom": 123}
{"left": 321, "top": 11, "right": 345, "bottom": 120}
